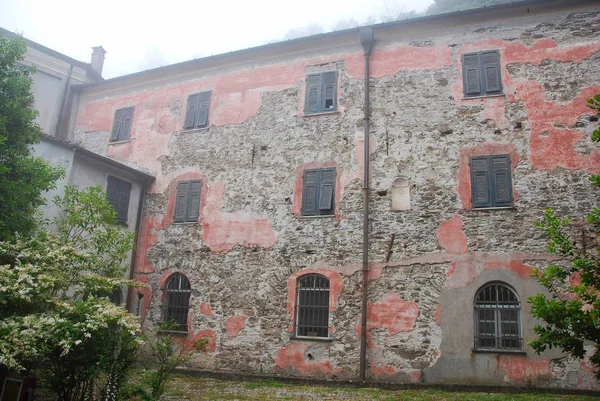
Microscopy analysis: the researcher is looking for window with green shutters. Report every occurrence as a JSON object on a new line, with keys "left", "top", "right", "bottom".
{"left": 174, "top": 180, "right": 203, "bottom": 223}
{"left": 461, "top": 50, "right": 502, "bottom": 97}
{"left": 305, "top": 71, "right": 338, "bottom": 114}
{"left": 184, "top": 91, "right": 212, "bottom": 129}
{"left": 470, "top": 154, "right": 513, "bottom": 208}
{"left": 302, "top": 168, "right": 336, "bottom": 216}
{"left": 106, "top": 176, "right": 132, "bottom": 224}
{"left": 110, "top": 106, "right": 134, "bottom": 142}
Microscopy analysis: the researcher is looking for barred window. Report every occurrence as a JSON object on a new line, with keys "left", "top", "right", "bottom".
{"left": 295, "top": 274, "right": 330, "bottom": 338}
{"left": 163, "top": 273, "right": 192, "bottom": 332}
{"left": 474, "top": 282, "right": 522, "bottom": 351}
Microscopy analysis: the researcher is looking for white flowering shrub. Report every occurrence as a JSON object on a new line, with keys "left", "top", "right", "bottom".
{"left": 0, "top": 186, "right": 142, "bottom": 400}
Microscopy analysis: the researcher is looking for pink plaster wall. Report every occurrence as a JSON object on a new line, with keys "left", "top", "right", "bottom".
{"left": 437, "top": 215, "right": 468, "bottom": 254}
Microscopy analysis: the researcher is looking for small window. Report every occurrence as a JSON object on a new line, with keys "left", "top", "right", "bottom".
{"left": 470, "top": 154, "right": 513, "bottom": 208}
{"left": 110, "top": 288, "right": 122, "bottom": 306}
{"left": 184, "top": 91, "right": 212, "bottom": 129}
{"left": 174, "top": 180, "right": 202, "bottom": 223}
{"left": 305, "top": 71, "right": 338, "bottom": 114}
{"left": 295, "top": 274, "right": 330, "bottom": 338}
{"left": 301, "top": 168, "right": 336, "bottom": 216}
{"left": 163, "top": 273, "right": 192, "bottom": 332}
{"left": 474, "top": 282, "right": 522, "bottom": 351}
{"left": 106, "top": 176, "right": 132, "bottom": 224}
{"left": 110, "top": 106, "right": 134, "bottom": 142}
{"left": 462, "top": 50, "right": 502, "bottom": 97}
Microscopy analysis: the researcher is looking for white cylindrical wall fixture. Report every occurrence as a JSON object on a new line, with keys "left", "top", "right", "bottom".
{"left": 391, "top": 177, "right": 410, "bottom": 211}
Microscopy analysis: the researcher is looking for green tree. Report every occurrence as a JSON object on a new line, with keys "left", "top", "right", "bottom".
{"left": 0, "top": 33, "right": 64, "bottom": 241}
{"left": 529, "top": 94, "right": 600, "bottom": 377}
{"left": 0, "top": 186, "right": 138, "bottom": 400}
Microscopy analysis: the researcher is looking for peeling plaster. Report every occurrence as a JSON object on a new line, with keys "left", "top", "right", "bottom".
{"left": 436, "top": 215, "right": 468, "bottom": 254}
{"left": 274, "top": 342, "right": 342, "bottom": 378}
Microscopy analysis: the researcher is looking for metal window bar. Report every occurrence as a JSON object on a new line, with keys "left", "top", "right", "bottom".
{"left": 474, "top": 283, "right": 522, "bottom": 350}
{"left": 296, "top": 274, "right": 330, "bottom": 338}
{"left": 164, "top": 273, "right": 192, "bottom": 332}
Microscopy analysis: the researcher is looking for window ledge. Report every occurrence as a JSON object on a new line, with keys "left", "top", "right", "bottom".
{"left": 290, "top": 336, "right": 333, "bottom": 342}
{"left": 303, "top": 110, "right": 339, "bottom": 117}
{"left": 181, "top": 126, "right": 210, "bottom": 134}
{"left": 297, "top": 215, "right": 335, "bottom": 220}
{"left": 158, "top": 329, "right": 189, "bottom": 336}
{"left": 462, "top": 93, "right": 506, "bottom": 100}
{"left": 171, "top": 221, "right": 199, "bottom": 225}
{"left": 469, "top": 206, "right": 516, "bottom": 211}
{"left": 472, "top": 349, "right": 526, "bottom": 355}
{"left": 109, "top": 139, "right": 132, "bottom": 145}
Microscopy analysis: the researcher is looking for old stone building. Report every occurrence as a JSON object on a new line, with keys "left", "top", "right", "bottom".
{"left": 30, "top": 0, "right": 600, "bottom": 389}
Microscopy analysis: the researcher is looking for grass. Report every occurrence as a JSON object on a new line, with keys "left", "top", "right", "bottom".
{"left": 163, "top": 374, "right": 598, "bottom": 401}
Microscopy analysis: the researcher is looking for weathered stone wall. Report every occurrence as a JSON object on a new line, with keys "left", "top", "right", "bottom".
{"left": 72, "top": 3, "right": 600, "bottom": 389}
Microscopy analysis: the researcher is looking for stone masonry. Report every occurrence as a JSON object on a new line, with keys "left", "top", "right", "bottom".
{"left": 71, "top": 1, "right": 600, "bottom": 389}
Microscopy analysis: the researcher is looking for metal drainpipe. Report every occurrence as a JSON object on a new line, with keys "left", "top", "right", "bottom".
{"left": 359, "top": 27, "right": 374, "bottom": 382}
{"left": 53, "top": 63, "right": 73, "bottom": 137}
{"left": 126, "top": 184, "right": 147, "bottom": 312}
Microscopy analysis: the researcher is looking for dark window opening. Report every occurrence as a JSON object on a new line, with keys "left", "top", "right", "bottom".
{"left": 296, "top": 274, "right": 330, "bottom": 338}
{"left": 110, "top": 106, "right": 134, "bottom": 142}
{"left": 106, "top": 176, "right": 132, "bottom": 224}
{"left": 470, "top": 154, "right": 513, "bottom": 209}
{"left": 163, "top": 273, "right": 192, "bottom": 332}
{"left": 184, "top": 91, "right": 212, "bottom": 129}
{"left": 474, "top": 282, "right": 522, "bottom": 351}
{"left": 305, "top": 71, "right": 338, "bottom": 114}
{"left": 110, "top": 288, "right": 122, "bottom": 306}
{"left": 173, "top": 180, "right": 202, "bottom": 223}
{"left": 462, "top": 50, "right": 502, "bottom": 97}
{"left": 301, "top": 168, "right": 336, "bottom": 216}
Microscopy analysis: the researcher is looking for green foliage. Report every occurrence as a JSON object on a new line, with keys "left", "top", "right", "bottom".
{"left": 587, "top": 93, "right": 600, "bottom": 188}
{"left": 126, "top": 325, "right": 209, "bottom": 401}
{"left": 529, "top": 94, "right": 600, "bottom": 378}
{"left": 244, "top": 378, "right": 284, "bottom": 389}
{"left": 0, "top": 186, "right": 139, "bottom": 400}
{"left": 0, "top": 33, "right": 64, "bottom": 241}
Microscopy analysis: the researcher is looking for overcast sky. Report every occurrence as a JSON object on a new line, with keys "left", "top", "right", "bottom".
{"left": 0, "top": 0, "right": 434, "bottom": 79}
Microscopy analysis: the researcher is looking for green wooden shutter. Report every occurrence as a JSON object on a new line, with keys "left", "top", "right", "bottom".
{"left": 462, "top": 53, "right": 482, "bottom": 96}
{"left": 302, "top": 169, "right": 319, "bottom": 216}
{"left": 196, "top": 91, "right": 211, "bottom": 128}
{"left": 470, "top": 156, "right": 492, "bottom": 208}
{"left": 184, "top": 93, "right": 200, "bottom": 129}
{"left": 322, "top": 71, "right": 338, "bottom": 111}
{"left": 318, "top": 168, "right": 336, "bottom": 215}
{"left": 121, "top": 107, "right": 134, "bottom": 140}
{"left": 491, "top": 155, "right": 512, "bottom": 207}
{"left": 174, "top": 182, "right": 189, "bottom": 222}
{"left": 106, "top": 176, "right": 118, "bottom": 208}
{"left": 111, "top": 109, "right": 124, "bottom": 141}
{"left": 116, "top": 180, "right": 131, "bottom": 224}
{"left": 186, "top": 181, "right": 202, "bottom": 222}
{"left": 305, "top": 74, "right": 322, "bottom": 114}
{"left": 481, "top": 50, "right": 502, "bottom": 94}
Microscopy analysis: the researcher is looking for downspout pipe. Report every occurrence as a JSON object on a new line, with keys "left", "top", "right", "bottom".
{"left": 359, "top": 27, "right": 374, "bottom": 382}
{"left": 126, "top": 185, "right": 147, "bottom": 312}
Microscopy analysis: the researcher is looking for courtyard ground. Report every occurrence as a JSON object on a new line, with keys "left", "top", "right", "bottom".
{"left": 163, "top": 375, "right": 598, "bottom": 401}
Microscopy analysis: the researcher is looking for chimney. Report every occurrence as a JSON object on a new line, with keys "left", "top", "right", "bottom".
{"left": 90, "top": 46, "right": 107, "bottom": 76}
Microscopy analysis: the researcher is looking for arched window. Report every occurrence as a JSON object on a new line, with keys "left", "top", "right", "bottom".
{"left": 163, "top": 273, "right": 192, "bottom": 332}
{"left": 296, "top": 274, "right": 330, "bottom": 338}
{"left": 474, "top": 282, "right": 522, "bottom": 350}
